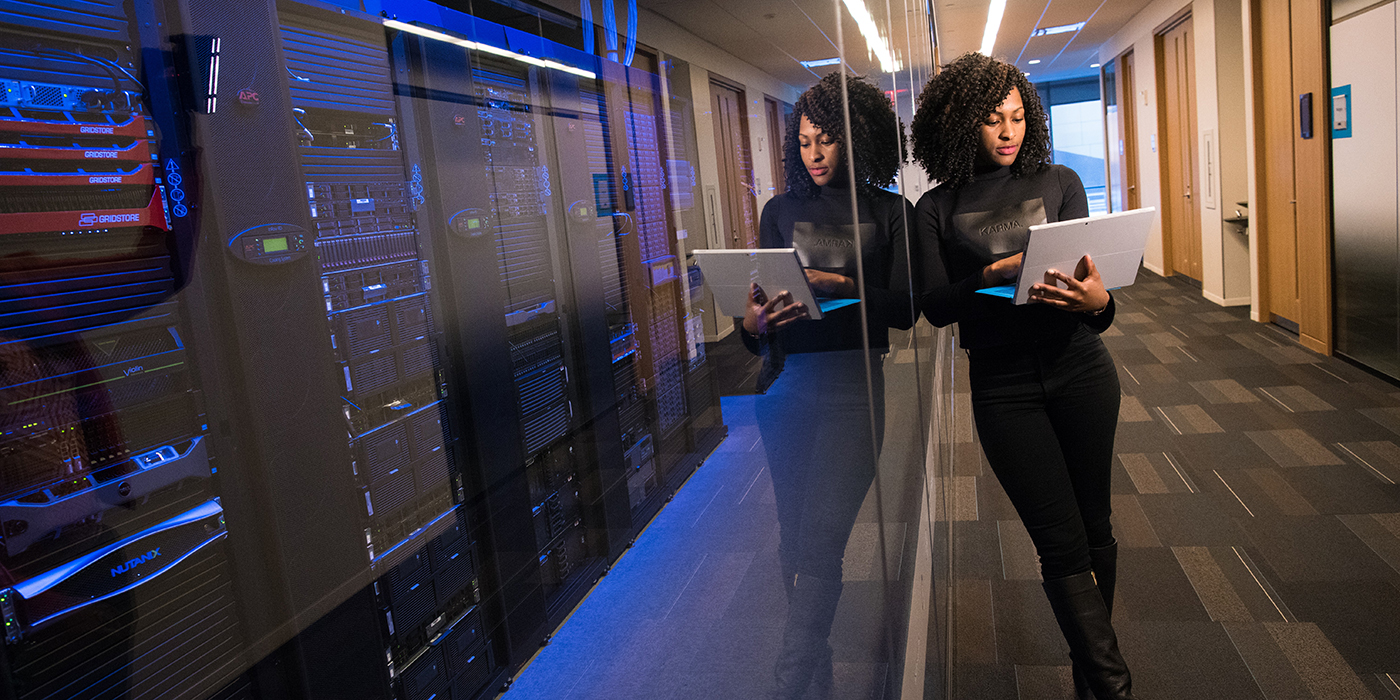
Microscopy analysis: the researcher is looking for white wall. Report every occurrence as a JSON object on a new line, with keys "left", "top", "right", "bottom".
{"left": 1098, "top": 0, "right": 1252, "bottom": 306}
{"left": 1214, "top": 0, "right": 1251, "bottom": 303}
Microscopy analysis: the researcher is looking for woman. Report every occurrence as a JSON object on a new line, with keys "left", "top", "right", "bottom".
{"left": 910, "top": 53, "right": 1135, "bottom": 700}
{"left": 740, "top": 71, "right": 913, "bottom": 700}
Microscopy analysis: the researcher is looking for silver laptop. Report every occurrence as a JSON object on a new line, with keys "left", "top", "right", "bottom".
{"left": 976, "top": 207, "right": 1157, "bottom": 305}
{"left": 692, "top": 248, "right": 862, "bottom": 321}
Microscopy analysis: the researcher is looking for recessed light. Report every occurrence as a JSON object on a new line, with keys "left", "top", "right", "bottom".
{"left": 1091, "top": 63, "right": 1101, "bottom": 68}
{"left": 800, "top": 57, "right": 842, "bottom": 68}
{"left": 1028, "top": 59, "right": 1041, "bottom": 65}
{"left": 1031, "top": 21, "right": 1086, "bottom": 37}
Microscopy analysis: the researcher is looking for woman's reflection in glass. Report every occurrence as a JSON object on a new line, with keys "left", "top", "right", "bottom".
{"left": 739, "top": 72, "right": 914, "bottom": 700}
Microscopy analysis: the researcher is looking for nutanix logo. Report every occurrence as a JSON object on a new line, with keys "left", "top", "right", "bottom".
{"left": 111, "top": 549, "right": 162, "bottom": 578}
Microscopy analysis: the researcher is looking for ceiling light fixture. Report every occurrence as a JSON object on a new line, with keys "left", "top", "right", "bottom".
{"left": 979, "top": 0, "right": 1008, "bottom": 56}
{"left": 1090, "top": 62, "right": 1101, "bottom": 68}
{"left": 1031, "top": 21, "right": 1086, "bottom": 37}
{"left": 384, "top": 19, "right": 597, "bottom": 79}
{"left": 841, "top": 0, "right": 901, "bottom": 72}
{"left": 1028, "top": 59, "right": 1041, "bottom": 65}
{"left": 800, "top": 57, "right": 844, "bottom": 68}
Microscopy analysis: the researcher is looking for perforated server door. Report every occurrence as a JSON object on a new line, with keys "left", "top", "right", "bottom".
{"left": 596, "top": 58, "right": 725, "bottom": 514}
{"left": 0, "top": 2, "right": 244, "bottom": 699}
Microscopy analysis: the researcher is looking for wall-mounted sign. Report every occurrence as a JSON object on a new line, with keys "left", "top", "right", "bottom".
{"left": 1331, "top": 84, "right": 1352, "bottom": 139}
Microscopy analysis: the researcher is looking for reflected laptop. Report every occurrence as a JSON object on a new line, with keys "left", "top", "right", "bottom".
{"left": 976, "top": 207, "right": 1157, "bottom": 304}
{"left": 692, "top": 248, "right": 862, "bottom": 321}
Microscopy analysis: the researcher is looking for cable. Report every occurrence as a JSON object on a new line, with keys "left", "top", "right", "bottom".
{"left": 292, "top": 107, "right": 314, "bottom": 143}
{"left": 35, "top": 48, "right": 126, "bottom": 93}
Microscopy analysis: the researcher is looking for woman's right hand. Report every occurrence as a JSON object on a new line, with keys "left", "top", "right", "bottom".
{"left": 743, "top": 282, "right": 809, "bottom": 334}
{"left": 982, "top": 253, "right": 1023, "bottom": 287}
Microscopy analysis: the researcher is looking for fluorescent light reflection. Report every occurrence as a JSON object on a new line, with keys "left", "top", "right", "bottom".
{"left": 801, "top": 57, "right": 844, "bottom": 68}
{"left": 841, "top": 0, "right": 901, "bottom": 73}
{"left": 1031, "top": 22, "right": 1086, "bottom": 37}
{"left": 980, "top": 0, "right": 1008, "bottom": 56}
{"left": 383, "top": 19, "right": 597, "bottom": 79}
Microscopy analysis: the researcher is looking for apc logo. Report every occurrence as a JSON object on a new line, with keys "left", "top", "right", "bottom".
{"left": 111, "top": 548, "right": 162, "bottom": 577}
{"left": 78, "top": 213, "right": 98, "bottom": 227}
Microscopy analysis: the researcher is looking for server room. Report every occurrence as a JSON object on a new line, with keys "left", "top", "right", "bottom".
{"left": 2, "top": 0, "right": 1399, "bottom": 699}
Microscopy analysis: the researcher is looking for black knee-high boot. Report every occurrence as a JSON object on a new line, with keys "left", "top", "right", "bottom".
{"left": 774, "top": 574, "right": 842, "bottom": 700}
{"left": 1043, "top": 571, "right": 1136, "bottom": 700}
{"left": 1074, "top": 541, "right": 1119, "bottom": 699}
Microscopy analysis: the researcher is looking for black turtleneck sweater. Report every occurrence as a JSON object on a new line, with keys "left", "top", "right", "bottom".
{"left": 917, "top": 164, "right": 1114, "bottom": 349}
{"left": 743, "top": 182, "right": 916, "bottom": 354}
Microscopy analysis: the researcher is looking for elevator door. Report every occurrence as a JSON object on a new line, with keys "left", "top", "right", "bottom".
{"left": 1332, "top": 3, "right": 1400, "bottom": 378}
{"left": 709, "top": 80, "right": 757, "bottom": 249}
{"left": 1158, "top": 15, "right": 1203, "bottom": 282}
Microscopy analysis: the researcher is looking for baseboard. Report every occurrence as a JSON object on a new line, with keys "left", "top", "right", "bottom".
{"left": 705, "top": 323, "right": 734, "bottom": 344}
{"left": 1143, "top": 261, "right": 1165, "bottom": 276}
{"left": 1202, "top": 290, "right": 1251, "bottom": 307}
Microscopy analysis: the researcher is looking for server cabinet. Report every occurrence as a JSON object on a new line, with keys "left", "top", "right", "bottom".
{"left": 0, "top": 1, "right": 725, "bottom": 698}
{"left": 596, "top": 59, "right": 725, "bottom": 528}
{"left": 172, "top": 1, "right": 500, "bottom": 697}
{"left": 0, "top": 2, "right": 246, "bottom": 699}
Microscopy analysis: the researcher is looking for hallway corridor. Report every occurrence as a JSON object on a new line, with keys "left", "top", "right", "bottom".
{"left": 503, "top": 271, "right": 1400, "bottom": 700}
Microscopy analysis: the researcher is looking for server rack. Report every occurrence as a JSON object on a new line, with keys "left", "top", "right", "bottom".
{"left": 0, "top": 2, "right": 244, "bottom": 699}
{"left": 597, "top": 60, "right": 725, "bottom": 526}
{"left": 0, "top": 0, "right": 725, "bottom": 698}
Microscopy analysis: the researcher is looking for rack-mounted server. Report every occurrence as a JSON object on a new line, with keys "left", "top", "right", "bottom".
{"left": 0, "top": 0, "right": 726, "bottom": 698}
{"left": 0, "top": 3, "right": 245, "bottom": 699}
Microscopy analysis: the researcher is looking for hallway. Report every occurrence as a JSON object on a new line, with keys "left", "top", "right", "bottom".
{"left": 950, "top": 272, "right": 1400, "bottom": 699}
{"left": 503, "top": 271, "right": 1400, "bottom": 699}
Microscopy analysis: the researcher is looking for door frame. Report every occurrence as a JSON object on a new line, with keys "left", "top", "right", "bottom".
{"left": 1121, "top": 50, "right": 1141, "bottom": 211}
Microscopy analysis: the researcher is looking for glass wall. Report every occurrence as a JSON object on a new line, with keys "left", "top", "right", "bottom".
{"left": 0, "top": 0, "right": 951, "bottom": 699}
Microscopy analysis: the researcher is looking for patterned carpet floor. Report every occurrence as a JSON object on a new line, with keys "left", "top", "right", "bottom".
{"left": 944, "top": 271, "right": 1400, "bottom": 700}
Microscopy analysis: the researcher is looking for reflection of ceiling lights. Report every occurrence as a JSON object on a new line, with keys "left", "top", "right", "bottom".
{"left": 842, "top": 0, "right": 901, "bottom": 73}
{"left": 1028, "top": 59, "right": 1041, "bottom": 64}
{"left": 979, "top": 0, "right": 1007, "bottom": 56}
{"left": 1031, "top": 21, "right": 1086, "bottom": 37}
{"left": 383, "top": 19, "right": 597, "bottom": 79}
{"left": 801, "top": 57, "right": 844, "bottom": 68}
{"left": 1091, "top": 63, "right": 1101, "bottom": 68}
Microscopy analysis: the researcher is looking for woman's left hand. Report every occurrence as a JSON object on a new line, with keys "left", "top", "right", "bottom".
{"left": 1028, "top": 254, "right": 1110, "bottom": 313}
{"left": 804, "top": 269, "right": 856, "bottom": 297}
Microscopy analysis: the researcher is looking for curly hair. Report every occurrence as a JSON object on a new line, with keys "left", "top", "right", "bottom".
{"left": 909, "top": 52, "right": 1052, "bottom": 189}
{"left": 783, "top": 71, "right": 903, "bottom": 199}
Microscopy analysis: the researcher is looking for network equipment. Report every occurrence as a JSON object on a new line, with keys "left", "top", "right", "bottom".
{"left": 0, "top": 4, "right": 243, "bottom": 700}
{"left": 0, "top": 2, "right": 726, "bottom": 699}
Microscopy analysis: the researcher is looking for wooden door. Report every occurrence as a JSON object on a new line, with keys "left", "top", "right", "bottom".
{"left": 710, "top": 80, "right": 757, "bottom": 249}
{"left": 764, "top": 96, "right": 791, "bottom": 197}
{"left": 1120, "top": 51, "right": 1141, "bottom": 210}
{"left": 1256, "top": 0, "right": 1302, "bottom": 325}
{"left": 1157, "top": 15, "right": 1203, "bottom": 281}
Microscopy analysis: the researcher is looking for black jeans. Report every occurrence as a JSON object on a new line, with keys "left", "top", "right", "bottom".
{"left": 758, "top": 350, "right": 885, "bottom": 581}
{"left": 968, "top": 327, "right": 1120, "bottom": 580}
